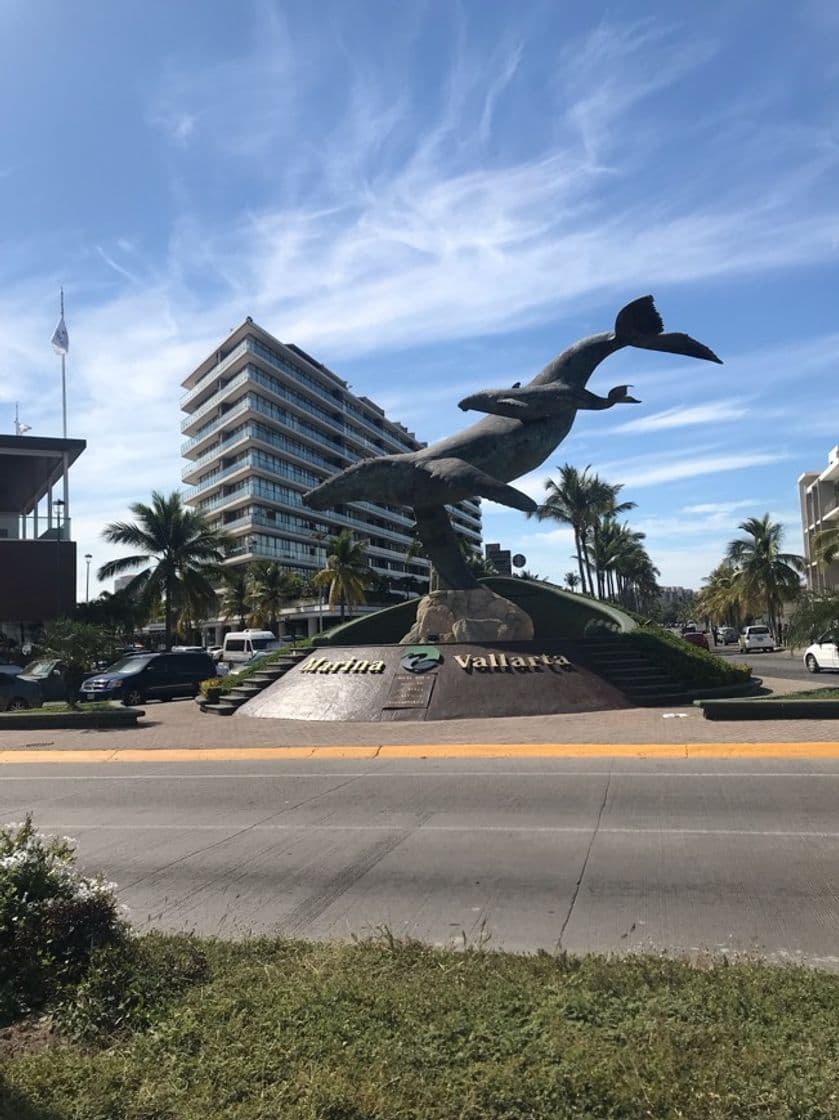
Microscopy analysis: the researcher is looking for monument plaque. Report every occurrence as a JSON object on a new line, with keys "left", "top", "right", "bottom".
{"left": 384, "top": 673, "right": 436, "bottom": 709}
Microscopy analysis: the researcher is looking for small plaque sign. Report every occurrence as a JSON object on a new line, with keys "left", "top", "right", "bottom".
{"left": 384, "top": 673, "right": 435, "bottom": 709}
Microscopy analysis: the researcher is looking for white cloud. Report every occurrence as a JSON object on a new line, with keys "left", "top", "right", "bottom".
{"left": 603, "top": 450, "right": 789, "bottom": 488}
{"left": 614, "top": 399, "right": 749, "bottom": 433}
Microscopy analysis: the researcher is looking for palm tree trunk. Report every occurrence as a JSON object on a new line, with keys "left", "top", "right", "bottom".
{"left": 165, "top": 575, "right": 173, "bottom": 651}
{"left": 573, "top": 528, "right": 587, "bottom": 595}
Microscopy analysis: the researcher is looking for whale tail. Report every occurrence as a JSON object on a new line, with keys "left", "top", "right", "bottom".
{"left": 615, "top": 295, "right": 723, "bottom": 364}
{"left": 607, "top": 384, "right": 641, "bottom": 405}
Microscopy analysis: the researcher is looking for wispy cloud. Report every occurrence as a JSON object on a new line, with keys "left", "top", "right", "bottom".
{"left": 602, "top": 450, "right": 790, "bottom": 488}
{"left": 614, "top": 399, "right": 750, "bottom": 433}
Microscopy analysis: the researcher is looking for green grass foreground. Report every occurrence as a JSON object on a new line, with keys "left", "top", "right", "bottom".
{"left": 0, "top": 701, "right": 114, "bottom": 718}
{"left": 3, "top": 937, "right": 839, "bottom": 1119}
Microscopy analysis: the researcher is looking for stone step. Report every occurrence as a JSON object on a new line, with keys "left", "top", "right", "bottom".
{"left": 203, "top": 703, "right": 237, "bottom": 716}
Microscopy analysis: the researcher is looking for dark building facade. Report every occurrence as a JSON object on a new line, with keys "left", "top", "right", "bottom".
{"left": 0, "top": 435, "right": 85, "bottom": 652}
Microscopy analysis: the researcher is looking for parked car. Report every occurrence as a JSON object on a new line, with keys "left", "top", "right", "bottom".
{"left": 0, "top": 659, "right": 25, "bottom": 676}
{"left": 682, "top": 631, "right": 709, "bottom": 650}
{"left": 739, "top": 625, "right": 774, "bottom": 653}
{"left": 80, "top": 651, "right": 217, "bottom": 706}
{"left": 715, "top": 626, "right": 738, "bottom": 646}
{"left": 16, "top": 659, "right": 71, "bottom": 702}
{"left": 803, "top": 632, "right": 839, "bottom": 673}
{"left": 0, "top": 674, "right": 42, "bottom": 711}
{"left": 220, "top": 629, "right": 289, "bottom": 666}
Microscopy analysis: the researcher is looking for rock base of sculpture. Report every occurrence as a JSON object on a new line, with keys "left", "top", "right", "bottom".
{"left": 400, "top": 588, "right": 535, "bottom": 645}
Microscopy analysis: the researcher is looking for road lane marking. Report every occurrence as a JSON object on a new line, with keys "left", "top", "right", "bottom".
{"left": 5, "top": 770, "right": 839, "bottom": 780}
{"left": 3, "top": 743, "right": 839, "bottom": 763}
{"left": 20, "top": 823, "right": 839, "bottom": 838}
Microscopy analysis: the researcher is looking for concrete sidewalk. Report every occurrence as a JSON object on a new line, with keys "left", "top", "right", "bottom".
{"left": 0, "top": 674, "right": 836, "bottom": 754}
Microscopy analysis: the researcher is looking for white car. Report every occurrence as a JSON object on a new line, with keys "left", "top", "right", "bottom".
{"left": 738, "top": 625, "right": 774, "bottom": 653}
{"left": 803, "top": 632, "right": 839, "bottom": 673}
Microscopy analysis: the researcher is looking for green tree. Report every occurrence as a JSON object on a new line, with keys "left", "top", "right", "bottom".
{"left": 247, "top": 561, "right": 295, "bottom": 635}
{"left": 535, "top": 465, "right": 600, "bottom": 595}
{"left": 563, "top": 571, "right": 580, "bottom": 590}
{"left": 98, "top": 492, "right": 229, "bottom": 651}
{"left": 726, "top": 514, "right": 804, "bottom": 636}
{"left": 695, "top": 562, "right": 744, "bottom": 629}
{"left": 219, "top": 565, "right": 251, "bottom": 630}
{"left": 41, "top": 619, "right": 122, "bottom": 706}
{"left": 812, "top": 525, "right": 839, "bottom": 584}
{"left": 311, "top": 530, "right": 373, "bottom": 621}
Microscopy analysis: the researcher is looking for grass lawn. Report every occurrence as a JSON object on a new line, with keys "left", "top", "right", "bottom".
{"left": 760, "top": 688, "right": 839, "bottom": 700}
{"left": 0, "top": 701, "right": 114, "bottom": 718}
{"left": 3, "top": 937, "right": 839, "bottom": 1119}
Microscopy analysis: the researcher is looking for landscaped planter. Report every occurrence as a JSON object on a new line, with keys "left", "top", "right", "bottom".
{"left": 0, "top": 707, "right": 146, "bottom": 730}
{"left": 694, "top": 698, "right": 839, "bottom": 720}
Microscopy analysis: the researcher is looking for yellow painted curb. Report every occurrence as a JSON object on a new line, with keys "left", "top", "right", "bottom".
{"left": 2, "top": 742, "right": 839, "bottom": 764}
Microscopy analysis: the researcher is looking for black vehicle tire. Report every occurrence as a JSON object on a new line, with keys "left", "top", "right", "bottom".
{"left": 805, "top": 654, "right": 820, "bottom": 674}
{"left": 123, "top": 688, "right": 145, "bottom": 706}
{"left": 7, "top": 697, "right": 30, "bottom": 711}
{"left": 160, "top": 696, "right": 173, "bottom": 702}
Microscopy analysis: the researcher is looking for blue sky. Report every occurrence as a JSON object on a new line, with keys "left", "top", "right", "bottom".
{"left": 2, "top": 0, "right": 838, "bottom": 599}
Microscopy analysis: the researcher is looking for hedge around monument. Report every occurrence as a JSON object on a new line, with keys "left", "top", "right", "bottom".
{"left": 312, "top": 577, "right": 637, "bottom": 647}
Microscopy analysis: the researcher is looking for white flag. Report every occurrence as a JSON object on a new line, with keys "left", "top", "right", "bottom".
{"left": 14, "top": 419, "right": 31, "bottom": 435}
{"left": 51, "top": 315, "right": 69, "bottom": 355}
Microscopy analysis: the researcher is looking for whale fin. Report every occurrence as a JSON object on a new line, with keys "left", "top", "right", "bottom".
{"left": 634, "top": 331, "right": 723, "bottom": 364}
{"left": 615, "top": 296, "right": 722, "bottom": 363}
{"left": 422, "top": 457, "right": 538, "bottom": 513}
{"left": 615, "top": 295, "right": 663, "bottom": 340}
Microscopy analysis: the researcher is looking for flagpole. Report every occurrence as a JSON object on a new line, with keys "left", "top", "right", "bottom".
{"left": 60, "top": 288, "right": 67, "bottom": 439}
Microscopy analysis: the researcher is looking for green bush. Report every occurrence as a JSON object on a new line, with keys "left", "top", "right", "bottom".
{"left": 0, "top": 816, "right": 126, "bottom": 1023}
{"left": 54, "top": 932, "right": 210, "bottom": 1042}
{"left": 618, "top": 627, "right": 752, "bottom": 687}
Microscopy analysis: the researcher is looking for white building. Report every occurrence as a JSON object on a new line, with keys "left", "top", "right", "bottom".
{"left": 181, "top": 318, "right": 482, "bottom": 637}
{"left": 798, "top": 444, "right": 839, "bottom": 592}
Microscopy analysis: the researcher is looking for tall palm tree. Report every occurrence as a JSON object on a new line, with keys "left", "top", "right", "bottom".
{"left": 311, "top": 530, "right": 373, "bottom": 622}
{"left": 247, "top": 561, "right": 294, "bottom": 635}
{"left": 726, "top": 514, "right": 804, "bottom": 635}
{"left": 813, "top": 525, "right": 839, "bottom": 584}
{"left": 564, "top": 571, "right": 580, "bottom": 590}
{"left": 98, "top": 491, "right": 229, "bottom": 650}
{"left": 219, "top": 565, "right": 251, "bottom": 630}
{"left": 695, "top": 561, "right": 745, "bottom": 629}
{"left": 535, "top": 464, "right": 600, "bottom": 595}
{"left": 587, "top": 481, "right": 636, "bottom": 598}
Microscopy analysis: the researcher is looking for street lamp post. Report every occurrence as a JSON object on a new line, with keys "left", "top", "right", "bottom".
{"left": 84, "top": 553, "right": 93, "bottom": 602}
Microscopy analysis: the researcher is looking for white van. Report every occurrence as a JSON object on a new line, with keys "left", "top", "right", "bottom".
{"left": 220, "top": 629, "right": 287, "bottom": 665}
{"left": 739, "top": 625, "right": 774, "bottom": 653}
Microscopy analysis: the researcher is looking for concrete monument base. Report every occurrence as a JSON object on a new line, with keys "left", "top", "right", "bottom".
{"left": 237, "top": 641, "right": 629, "bottom": 722}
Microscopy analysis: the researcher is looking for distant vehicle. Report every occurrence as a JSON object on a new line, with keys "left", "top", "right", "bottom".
{"left": 80, "top": 651, "right": 217, "bottom": 706}
{"left": 17, "top": 659, "right": 70, "bottom": 702}
{"left": 221, "top": 630, "right": 289, "bottom": 665}
{"left": 0, "top": 660, "right": 25, "bottom": 677}
{"left": 715, "top": 626, "right": 738, "bottom": 646}
{"left": 206, "top": 646, "right": 224, "bottom": 662}
{"left": 803, "top": 632, "right": 839, "bottom": 673}
{"left": 0, "top": 674, "right": 42, "bottom": 711}
{"left": 171, "top": 646, "right": 205, "bottom": 653}
{"left": 739, "top": 625, "right": 774, "bottom": 653}
{"left": 682, "top": 631, "right": 709, "bottom": 651}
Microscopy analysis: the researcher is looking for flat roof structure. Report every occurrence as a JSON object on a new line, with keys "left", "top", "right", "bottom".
{"left": 0, "top": 435, "right": 86, "bottom": 515}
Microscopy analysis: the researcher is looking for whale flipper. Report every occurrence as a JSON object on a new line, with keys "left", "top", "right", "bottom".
{"left": 421, "top": 457, "right": 538, "bottom": 513}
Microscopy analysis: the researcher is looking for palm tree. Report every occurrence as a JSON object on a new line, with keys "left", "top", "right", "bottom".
{"left": 563, "top": 571, "right": 580, "bottom": 590}
{"left": 813, "top": 525, "right": 839, "bottom": 584}
{"left": 98, "top": 491, "right": 229, "bottom": 650}
{"left": 219, "top": 565, "right": 250, "bottom": 630}
{"left": 587, "top": 481, "right": 636, "bottom": 599}
{"left": 311, "top": 530, "right": 373, "bottom": 622}
{"left": 247, "top": 561, "right": 294, "bottom": 635}
{"left": 695, "top": 561, "right": 745, "bottom": 629}
{"left": 726, "top": 514, "right": 804, "bottom": 635}
{"left": 535, "top": 464, "right": 600, "bottom": 595}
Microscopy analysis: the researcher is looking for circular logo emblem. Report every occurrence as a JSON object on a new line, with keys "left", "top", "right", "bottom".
{"left": 400, "top": 646, "right": 442, "bottom": 674}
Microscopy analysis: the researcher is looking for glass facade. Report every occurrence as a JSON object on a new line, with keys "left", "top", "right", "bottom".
{"left": 181, "top": 321, "right": 482, "bottom": 585}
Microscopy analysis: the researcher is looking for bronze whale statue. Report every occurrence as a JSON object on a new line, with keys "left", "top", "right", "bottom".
{"left": 303, "top": 295, "right": 721, "bottom": 587}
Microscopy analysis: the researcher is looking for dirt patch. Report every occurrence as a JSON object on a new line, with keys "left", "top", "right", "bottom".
{"left": 0, "top": 1016, "right": 58, "bottom": 1059}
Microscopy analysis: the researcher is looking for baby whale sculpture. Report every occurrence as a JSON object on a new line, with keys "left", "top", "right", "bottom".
{"left": 458, "top": 382, "right": 641, "bottom": 421}
{"left": 304, "top": 295, "right": 721, "bottom": 591}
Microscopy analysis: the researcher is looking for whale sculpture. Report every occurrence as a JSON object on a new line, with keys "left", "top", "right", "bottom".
{"left": 303, "top": 296, "right": 721, "bottom": 589}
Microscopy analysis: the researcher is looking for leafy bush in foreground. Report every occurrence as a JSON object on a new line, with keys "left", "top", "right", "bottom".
{"left": 0, "top": 816, "right": 126, "bottom": 1023}
{"left": 618, "top": 627, "right": 752, "bottom": 686}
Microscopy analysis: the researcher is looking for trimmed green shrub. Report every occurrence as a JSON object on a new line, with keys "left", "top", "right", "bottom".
{"left": 0, "top": 815, "right": 126, "bottom": 1023}
{"left": 618, "top": 628, "right": 752, "bottom": 686}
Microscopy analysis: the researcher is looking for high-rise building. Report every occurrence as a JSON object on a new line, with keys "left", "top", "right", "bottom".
{"left": 180, "top": 319, "right": 482, "bottom": 632}
{"left": 798, "top": 444, "right": 839, "bottom": 591}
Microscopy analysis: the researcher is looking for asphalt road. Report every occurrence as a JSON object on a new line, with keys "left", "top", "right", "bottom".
{"left": 713, "top": 645, "right": 821, "bottom": 683}
{"left": 5, "top": 755, "right": 839, "bottom": 968}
